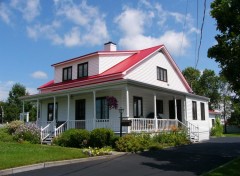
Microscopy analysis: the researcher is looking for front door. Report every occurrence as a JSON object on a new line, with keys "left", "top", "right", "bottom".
{"left": 177, "top": 100, "right": 182, "bottom": 122}
{"left": 168, "top": 99, "right": 182, "bottom": 121}
{"left": 169, "top": 100, "right": 175, "bottom": 119}
{"left": 75, "top": 99, "right": 86, "bottom": 129}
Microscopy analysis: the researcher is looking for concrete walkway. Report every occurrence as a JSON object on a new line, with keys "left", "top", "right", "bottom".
{"left": 3, "top": 137, "right": 240, "bottom": 176}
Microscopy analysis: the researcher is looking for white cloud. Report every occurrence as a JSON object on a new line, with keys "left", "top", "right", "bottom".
{"left": 10, "top": 0, "right": 40, "bottom": 22}
{"left": 119, "top": 31, "right": 189, "bottom": 56}
{"left": 31, "top": 71, "right": 48, "bottom": 79}
{"left": 83, "top": 18, "right": 109, "bottom": 46}
{"left": 115, "top": 7, "right": 146, "bottom": 36}
{"left": 26, "top": 87, "right": 38, "bottom": 95}
{"left": 0, "top": 3, "right": 11, "bottom": 24}
{"left": 115, "top": 3, "right": 196, "bottom": 56}
{"left": 0, "top": 81, "right": 15, "bottom": 101}
{"left": 26, "top": 0, "right": 108, "bottom": 47}
{"left": 63, "top": 27, "right": 81, "bottom": 47}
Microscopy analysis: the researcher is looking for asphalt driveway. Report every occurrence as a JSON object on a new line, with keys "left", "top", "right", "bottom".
{"left": 15, "top": 137, "right": 240, "bottom": 176}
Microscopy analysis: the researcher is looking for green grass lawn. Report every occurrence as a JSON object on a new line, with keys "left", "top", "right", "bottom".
{"left": 0, "top": 142, "right": 88, "bottom": 170}
{"left": 202, "top": 157, "right": 240, "bottom": 176}
{"left": 223, "top": 133, "right": 240, "bottom": 137}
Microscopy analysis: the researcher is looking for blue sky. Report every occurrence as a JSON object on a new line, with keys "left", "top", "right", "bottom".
{"left": 0, "top": 0, "right": 219, "bottom": 101}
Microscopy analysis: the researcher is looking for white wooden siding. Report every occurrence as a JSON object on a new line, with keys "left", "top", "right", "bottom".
{"left": 39, "top": 91, "right": 122, "bottom": 122}
{"left": 124, "top": 52, "right": 188, "bottom": 93}
{"left": 54, "top": 56, "right": 99, "bottom": 83}
{"left": 99, "top": 54, "right": 132, "bottom": 74}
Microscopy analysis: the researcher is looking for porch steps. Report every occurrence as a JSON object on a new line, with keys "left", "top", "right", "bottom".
{"left": 42, "top": 136, "right": 54, "bottom": 145}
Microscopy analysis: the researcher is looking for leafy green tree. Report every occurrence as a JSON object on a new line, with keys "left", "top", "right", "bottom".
{"left": 4, "top": 83, "right": 36, "bottom": 122}
{"left": 182, "top": 67, "right": 201, "bottom": 93}
{"left": 208, "top": 0, "right": 240, "bottom": 96}
{"left": 198, "top": 69, "right": 221, "bottom": 109}
{"left": 228, "top": 98, "right": 240, "bottom": 125}
{"left": 182, "top": 67, "right": 221, "bottom": 109}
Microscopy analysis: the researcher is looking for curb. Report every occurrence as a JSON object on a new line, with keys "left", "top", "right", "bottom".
{"left": 0, "top": 152, "right": 126, "bottom": 176}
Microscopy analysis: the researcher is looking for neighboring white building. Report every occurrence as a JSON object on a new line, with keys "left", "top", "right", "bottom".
{"left": 21, "top": 42, "right": 210, "bottom": 142}
{"left": 209, "top": 110, "right": 222, "bottom": 129}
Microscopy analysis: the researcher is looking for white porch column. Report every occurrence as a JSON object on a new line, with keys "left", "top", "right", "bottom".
{"left": 93, "top": 91, "right": 96, "bottom": 129}
{"left": 53, "top": 96, "right": 56, "bottom": 122}
{"left": 125, "top": 86, "right": 129, "bottom": 117}
{"left": 174, "top": 96, "right": 177, "bottom": 120}
{"left": 154, "top": 94, "right": 158, "bottom": 131}
{"left": 67, "top": 94, "right": 70, "bottom": 130}
{"left": 36, "top": 99, "right": 39, "bottom": 120}
{"left": 67, "top": 94, "right": 70, "bottom": 121}
{"left": 184, "top": 96, "right": 188, "bottom": 123}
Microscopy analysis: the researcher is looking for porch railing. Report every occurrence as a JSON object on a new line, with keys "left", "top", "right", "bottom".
{"left": 39, "top": 118, "right": 199, "bottom": 142}
{"left": 40, "top": 121, "right": 55, "bottom": 143}
{"left": 185, "top": 121, "right": 199, "bottom": 141}
{"left": 128, "top": 118, "right": 155, "bottom": 132}
{"left": 55, "top": 121, "right": 68, "bottom": 137}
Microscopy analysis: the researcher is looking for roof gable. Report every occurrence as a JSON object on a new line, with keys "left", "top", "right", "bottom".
{"left": 39, "top": 44, "right": 192, "bottom": 93}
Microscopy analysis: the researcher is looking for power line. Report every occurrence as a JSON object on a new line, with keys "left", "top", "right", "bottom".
{"left": 194, "top": 0, "right": 199, "bottom": 67}
{"left": 195, "top": 0, "right": 206, "bottom": 69}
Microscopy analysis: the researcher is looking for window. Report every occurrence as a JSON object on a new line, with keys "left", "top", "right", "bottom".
{"left": 47, "top": 103, "right": 58, "bottom": 121}
{"left": 96, "top": 97, "right": 109, "bottom": 119}
{"left": 156, "top": 100, "right": 163, "bottom": 114}
{"left": 192, "top": 101, "right": 197, "bottom": 120}
{"left": 157, "top": 67, "right": 168, "bottom": 82}
{"left": 201, "top": 102, "right": 205, "bottom": 120}
{"left": 62, "top": 66, "right": 72, "bottom": 81}
{"left": 133, "top": 96, "right": 143, "bottom": 118}
{"left": 78, "top": 62, "right": 88, "bottom": 78}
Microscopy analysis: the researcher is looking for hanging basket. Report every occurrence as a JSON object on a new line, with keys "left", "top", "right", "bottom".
{"left": 106, "top": 96, "right": 118, "bottom": 109}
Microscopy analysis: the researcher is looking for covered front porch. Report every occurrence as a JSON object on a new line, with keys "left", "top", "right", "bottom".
{"left": 21, "top": 80, "right": 199, "bottom": 142}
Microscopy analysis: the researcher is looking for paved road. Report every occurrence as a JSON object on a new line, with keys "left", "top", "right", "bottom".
{"left": 16, "top": 137, "right": 240, "bottom": 176}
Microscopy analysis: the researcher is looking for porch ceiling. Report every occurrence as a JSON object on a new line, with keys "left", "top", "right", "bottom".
{"left": 20, "top": 79, "right": 209, "bottom": 102}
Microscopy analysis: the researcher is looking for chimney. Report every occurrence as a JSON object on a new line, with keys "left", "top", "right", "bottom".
{"left": 104, "top": 41, "right": 117, "bottom": 51}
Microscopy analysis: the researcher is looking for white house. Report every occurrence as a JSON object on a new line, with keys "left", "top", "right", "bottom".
{"left": 21, "top": 42, "right": 210, "bottom": 143}
{"left": 209, "top": 110, "right": 223, "bottom": 129}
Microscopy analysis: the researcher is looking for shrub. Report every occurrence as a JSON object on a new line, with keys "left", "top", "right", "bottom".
{"left": 13, "top": 123, "right": 40, "bottom": 144}
{"left": 0, "top": 127, "right": 14, "bottom": 142}
{"left": 115, "top": 133, "right": 152, "bottom": 152}
{"left": 211, "top": 118, "right": 223, "bottom": 137}
{"left": 53, "top": 129, "right": 90, "bottom": 148}
{"left": 152, "top": 130, "right": 189, "bottom": 146}
{"left": 89, "top": 128, "right": 115, "bottom": 148}
{"left": 6, "top": 120, "right": 24, "bottom": 134}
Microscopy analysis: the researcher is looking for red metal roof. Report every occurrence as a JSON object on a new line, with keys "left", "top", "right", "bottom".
{"left": 38, "top": 45, "right": 192, "bottom": 93}
{"left": 101, "top": 45, "right": 163, "bottom": 75}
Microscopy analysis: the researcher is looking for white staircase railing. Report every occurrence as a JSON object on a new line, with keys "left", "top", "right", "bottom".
{"left": 185, "top": 121, "right": 199, "bottom": 142}
{"left": 54, "top": 121, "right": 68, "bottom": 137}
{"left": 40, "top": 121, "right": 55, "bottom": 144}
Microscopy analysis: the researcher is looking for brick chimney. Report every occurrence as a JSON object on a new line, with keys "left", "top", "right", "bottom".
{"left": 104, "top": 41, "right": 117, "bottom": 51}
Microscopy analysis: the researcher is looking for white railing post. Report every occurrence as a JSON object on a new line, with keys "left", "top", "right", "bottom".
{"left": 54, "top": 126, "right": 56, "bottom": 137}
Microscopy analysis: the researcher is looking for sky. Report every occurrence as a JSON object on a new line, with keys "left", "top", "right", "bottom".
{"left": 0, "top": 0, "right": 220, "bottom": 101}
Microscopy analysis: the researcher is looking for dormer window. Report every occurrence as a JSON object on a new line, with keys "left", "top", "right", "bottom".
{"left": 78, "top": 62, "right": 88, "bottom": 78}
{"left": 157, "top": 66, "right": 168, "bottom": 82}
{"left": 62, "top": 66, "right": 72, "bottom": 81}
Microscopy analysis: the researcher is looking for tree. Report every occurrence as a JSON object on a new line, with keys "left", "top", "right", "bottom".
{"left": 4, "top": 83, "right": 36, "bottom": 122}
{"left": 182, "top": 67, "right": 201, "bottom": 93}
{"left": 182, "top": 67, "right": 221, "bottom": 109}
{"left": 208, "top": 0, "right": 240, "bottom": 96}
{"left": 198, "top": 69, "right": 221, "bottom": 109}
